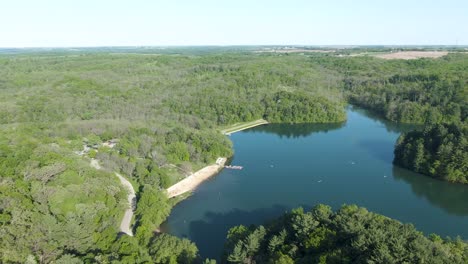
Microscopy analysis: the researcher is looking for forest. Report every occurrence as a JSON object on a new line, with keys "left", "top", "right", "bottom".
{"left": 317, "top": 55, "right": 467, "bottom": 124}
{"left": 0, "top": 48, "right": 467, "bottom": 263}
{"left": 394, "top": 122, "right": 467, "bottom": 184}
{"left": 223, "top": 205, "right": 468, "bottom": 263}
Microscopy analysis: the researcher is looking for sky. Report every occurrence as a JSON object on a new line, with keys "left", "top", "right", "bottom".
{"left": 1, "top": 0, "right": 467, "bottom": 47}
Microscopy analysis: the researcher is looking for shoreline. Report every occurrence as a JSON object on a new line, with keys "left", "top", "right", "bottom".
{"left": 221, "top": 119, "right": 269, "bottom": 135}
{"left": 166, "top": 157, "right": 227, "bottom": 198}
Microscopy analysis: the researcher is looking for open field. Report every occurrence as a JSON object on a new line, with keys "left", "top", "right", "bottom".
{"left": 255, "top": 48, "right": 335, "bottom": 53}
{"left": 375, "top": 51, "right": 449, "bottom": 60}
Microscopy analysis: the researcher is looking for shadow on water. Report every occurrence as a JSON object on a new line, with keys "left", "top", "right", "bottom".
{"left": 188, "top": 205, "right": 290, "bottom": 260}
{"left": 247, "top": 122, "right": 345, "bottom": 138}
{"left": 249, "top": 105, "right": 419, "bottom": 139}
{"left": 393, "top": 166, "right": 468, "bottom": 216}
{"left": 350, "top": 106, "right": 421, "bottom": 133}
{"left": 357, "top": 139, "right": 395, "bottom": 163}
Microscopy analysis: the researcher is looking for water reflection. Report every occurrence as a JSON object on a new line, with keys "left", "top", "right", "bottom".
{"left": 249, "top": 106, "right": 419, "bottom": 139}
{"left": 357, "top": 138, "right": 395, "bottom": 163}
{"left": 350, "top": 106, "right": 421, "bottom": 133}
{"left": 393, "top": 166, "right": 468, "bottom": 216}
{"left": 248, "top": 122, "right": 345, "bottom": 138}
{"left": 186, "top": 205, "right": 289, "bottom": 259}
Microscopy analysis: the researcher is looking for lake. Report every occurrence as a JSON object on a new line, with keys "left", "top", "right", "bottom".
{"left": 161, "top": 107, "right": 468, "bottom": 259}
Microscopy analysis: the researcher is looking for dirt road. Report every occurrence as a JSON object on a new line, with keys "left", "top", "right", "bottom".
{"left": 90, "top": 159, "right": 135, "bottom": 236}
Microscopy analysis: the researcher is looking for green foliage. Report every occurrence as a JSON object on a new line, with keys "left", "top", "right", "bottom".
{"left": 91, "top": 235, "right": 151, "bottom": 263}
{"left": 394, "top": 123, "right": 468, "bottom": 183}
{"left": 264, "top": 91, "right": 346, "bottom": 123}
{"left": 163, "top": 54, "right": 345, "bottom": 125}
{"left": 333, "top": 55, "right": 468, "bottom": 124}
{"left": 134, "top": 185, "right": 172, "bottom": 245}
{"left": 148, "top": 233, "right": 198, "bottom": 264}
{"left": 203, "top": 259, "right": 217, "bottom": 264}
{"left": 167, "top": 142, "right": 190, "bottom": 163}
{"left": 55, "top": 254, "right": 84, "bottom": 264}
{"left": 0, "top": 130, "right": 126, "bottom": 263}
{"left": 223, "top": 204, "right": 468, "bottom": 264}
{"left": 94, "top": 125, "right": 232, "bottom": 188}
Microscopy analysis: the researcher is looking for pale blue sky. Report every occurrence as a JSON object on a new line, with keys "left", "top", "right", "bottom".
{"left": 1, "top": 0, "right": 467, "bottom": 47}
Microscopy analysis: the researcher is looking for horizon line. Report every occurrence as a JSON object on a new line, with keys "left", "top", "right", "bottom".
{"left": 1, "top": 44, "right": 467, "bottom": 49}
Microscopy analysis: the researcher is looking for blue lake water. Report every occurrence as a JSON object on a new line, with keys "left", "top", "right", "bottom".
{"left": 162, "top": 107, "right": 468, "bottom": 259}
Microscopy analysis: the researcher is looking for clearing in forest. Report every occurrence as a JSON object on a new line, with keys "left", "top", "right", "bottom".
{"left": 375, "top": 51, "right": 448, "bottom": 60}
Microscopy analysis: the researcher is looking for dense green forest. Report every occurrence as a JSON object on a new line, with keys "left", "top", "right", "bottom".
{"left": 0, "top": 130, "right": 126, "bottom": 263}
{"left": 316, "top": 55, "right": 467, "bottom": 124}
{"left": 223, "top": 205, "right": 468, "bottom": 263}
{"left": 0, "top": 127, "right": 209, "bottom": 263}
{"left": 0, "top": 48, "right": 467, "bottom": 262}
{"left": 394, "top": 123, "right": 468, "bottom": 184}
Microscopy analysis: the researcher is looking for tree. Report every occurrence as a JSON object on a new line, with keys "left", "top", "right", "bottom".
{"left": 394, "top": 123, "right": 467, "bottom": 184}
{"left": 148, "top": 234, "right": 198, "bottom": 264}
{"left": 135, "top": 185, "right": 171, "bottom": 244}
{"left": 227, "top": 242, "right": 247, "bottom": 263}
{"left": 223, "top": 204, "right": 468, "bottom": 263}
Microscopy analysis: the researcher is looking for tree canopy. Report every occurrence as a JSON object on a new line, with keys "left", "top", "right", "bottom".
{"left": 394, "top": 122, "right": 468, "bottom": 184}
{"left": 224, "top": 205, "right": 468, "bottom": 264}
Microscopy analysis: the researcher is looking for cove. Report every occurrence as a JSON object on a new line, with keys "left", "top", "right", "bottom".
{"left": 161, "top": 107, "right": 468, "bottom": 260}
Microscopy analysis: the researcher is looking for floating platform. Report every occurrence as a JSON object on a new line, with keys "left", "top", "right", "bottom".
{"left": 225, "top": 165, "right": 243, "bottom": 170}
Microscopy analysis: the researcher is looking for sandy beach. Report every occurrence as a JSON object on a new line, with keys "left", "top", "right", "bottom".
{"left": 167, "top": 158, "right": 227, "bottom": 198}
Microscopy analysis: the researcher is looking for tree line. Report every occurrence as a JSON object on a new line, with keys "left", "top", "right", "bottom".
{"left": 224, "top": 205, "right": 468, "bottom": 263}
{"left": 394, "top": 122, "right": 467, "bottom": 184}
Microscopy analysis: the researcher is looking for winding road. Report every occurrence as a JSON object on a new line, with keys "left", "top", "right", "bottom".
{"left": 90, "top": 159, "right": 135, "bottom": 236}
{"left": 90, "top": 156, "right": 226, "bottom": 235}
